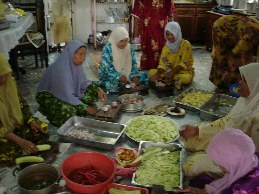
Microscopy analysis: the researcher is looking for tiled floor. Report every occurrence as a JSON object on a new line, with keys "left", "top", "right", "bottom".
{"left": 15, "top": 44, "right": 215, "bottom": 141}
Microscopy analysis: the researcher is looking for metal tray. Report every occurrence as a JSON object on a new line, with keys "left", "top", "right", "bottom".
{"left": 117, "top": 94, "right": 145, "bottom": 112}
{"left": 174, "top": 87, "right": 214, "bottom": 111}
{"left": 200, "top": 94, "right": 237, "bottom": 120}
{"left": 57, "top": 116, "right": 125, "bottom": 150}
{"left": 131, "top": 141, "right": 183, "bottom": 191}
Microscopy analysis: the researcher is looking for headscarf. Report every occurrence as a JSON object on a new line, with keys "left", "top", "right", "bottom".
{"left": 108, "top": 27, "right": 132, "bottom": 79}
{"left": 225, "top": 63, "right": 259, "bottom": 131}
{"left": 0, "top": 53, "right": 23, "bottom": 133}
{"left": 37, "top": 40, "right": 91, "bottom": 105}
{"left": 206, "top": 128, "right": 258, "bottom": 194}
{"left": 164, "top": 21, "right": 182, "bottom": 53}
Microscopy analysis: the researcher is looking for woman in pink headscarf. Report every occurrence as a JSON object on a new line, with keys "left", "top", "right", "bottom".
{"left": 178, "top": 128, "right": 259, "bottom": 194}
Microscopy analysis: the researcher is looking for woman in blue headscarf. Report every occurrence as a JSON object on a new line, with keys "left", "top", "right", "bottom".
{"left": 149, "top": 21, "right": 194, "bottom": 89}
{"left": 36, "top": 40, "right": 106, "bottom": 126}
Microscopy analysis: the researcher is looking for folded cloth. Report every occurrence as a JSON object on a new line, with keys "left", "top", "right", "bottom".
{"left": 5, "top": 14, "right": 20, "bottom": 22}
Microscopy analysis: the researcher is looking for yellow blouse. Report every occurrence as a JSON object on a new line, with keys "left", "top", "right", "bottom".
{"left": 158, "top": 39, "right": 194, "bottom": 74}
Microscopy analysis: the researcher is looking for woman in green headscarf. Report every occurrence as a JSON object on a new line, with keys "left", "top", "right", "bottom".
{"left": 0, "top": 53, "right": 48, "bottom": 163}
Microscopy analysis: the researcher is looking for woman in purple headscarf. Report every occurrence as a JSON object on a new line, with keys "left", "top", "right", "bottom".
{"left": 36, "top": 40, "right": 106, "bottom": 126}
{"left": 178, "top": 129, "right": 259, "bottom": 194}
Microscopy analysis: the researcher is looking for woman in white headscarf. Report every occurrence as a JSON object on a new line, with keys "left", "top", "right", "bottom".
{"left": 180, "top": 62, "right": 259, "bottom": 177}
{"left": 149, "top": 21, "right": 194, "bottom": 89}
{"left": 98, "top": 27, "right": 149, "bottom": 93}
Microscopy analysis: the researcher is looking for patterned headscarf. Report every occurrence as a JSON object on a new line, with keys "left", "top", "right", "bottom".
{"left": 206, "top": 128, "right": 258, "bottom": 193}
{"left": 108, "top": 27, "right": 132, "bottom": 79}
{"left": 164, "top": 21, "right": 182, "bottom": 53}
{"left": 225, "top": 63, "right": 259, "bottom": 130}
{"left": 37, "top": 40, "right": 91, "bottom": 105}
{"left": 0, "top": 53, "right": 23, "bottom": 135}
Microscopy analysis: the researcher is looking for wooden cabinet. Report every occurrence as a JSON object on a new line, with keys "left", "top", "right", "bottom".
{"left": 174, "top": 3, "right": 215, "bottom": 43}
{"left": 205, "top": 11, "right": 223, "bottom": 51}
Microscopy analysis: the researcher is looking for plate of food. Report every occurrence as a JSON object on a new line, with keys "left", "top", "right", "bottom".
{"left": 115, "top": 147, "right": 138, "bottom": 167}
{"left": 167, "top": 106, "right": 185, "bottom": 116}
{"left": 124, "top": 115, "right": 180, "bottom": 143}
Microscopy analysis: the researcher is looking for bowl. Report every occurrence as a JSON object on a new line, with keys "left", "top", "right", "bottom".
{"left": 117, "top": 94, "right": 144, "bottom": 112}
{"left": 115, "top": 147, "right": 138, "bottom": 165}
{"left": 61, "top": 152, "right": 115, "bottom": 194}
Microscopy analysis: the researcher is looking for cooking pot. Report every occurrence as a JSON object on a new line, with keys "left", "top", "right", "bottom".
{"left": 221, "top": 0, "right": 234, "bottom": 6}
{"left": 247, "top": 1, "right": 257, "bottom": 13}
{"left": 17, "top": 163, "right": 59, "bottom": 194}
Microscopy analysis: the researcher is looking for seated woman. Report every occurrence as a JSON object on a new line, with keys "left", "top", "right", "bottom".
{"left": 180, "top": 62, "right": 259, "bottom": 177}
{"left": 36, "top": 40, "right": 106, "bottom": 127}
{"left": 178, "top": 129, "right": 259, "bottom": 194}
{"left": 0, "top": 53, "right": 48, "bottom": 162}
{"left": 209, "top": 15, "right": 259, "bottom": 90}
{"left": 149, "top": 21, "right": 194, "bottom": 89}
{"left": 98, "top": 27, "right": 149, "bottom": 93}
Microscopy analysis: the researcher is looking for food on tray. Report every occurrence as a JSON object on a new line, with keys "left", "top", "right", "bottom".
{"left": 116, "top": 147, "right": 137, "bottom": 163}
{"left": 135, "top": 147, "right": 180, "bottom": 191}
{"left": 180, "top": 91, "right": 213, "bottom": 107}
{"left": 125, "top": 115, "right": 179, "bottom": 143}
{"left": 68, "top": 165, "right": 108, "bottom": 185}
{"left": 109, "top": 188, "right": 141, "bottom": 194}
{"left": 66, "top": 128, "right": 95, "bottom": 140}
{"left": 121, "top": 98, "right": 143, "bottom": 105}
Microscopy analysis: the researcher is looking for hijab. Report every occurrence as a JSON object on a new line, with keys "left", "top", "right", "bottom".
{"left": 164, "top": 21, "right": 182, "bottom": 53}
{"left": 0, "top": 53, "right": 23, "bottom": 132}
{"left": 37, "top": 40, "right": 91, "bottom": 105}
{"left": 225, "top": 63, "right": 259, "bottom": 131}
{"left": 108, "top": 27, "right": 132, "bottom": 79}
{"left": 206, "top": 128, "right": 258, "bottom": 194}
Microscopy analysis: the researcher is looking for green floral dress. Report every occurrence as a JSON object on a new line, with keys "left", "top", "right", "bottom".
{"left": 36, "top": 83, "right": 99, "bottom": 127}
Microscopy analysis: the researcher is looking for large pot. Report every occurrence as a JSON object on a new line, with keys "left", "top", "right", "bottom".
{"left": 221, "top": 0, "right": 234, "bottom": 6}
{"left": 18, "top": 163, "right": 59, "bottom": 194}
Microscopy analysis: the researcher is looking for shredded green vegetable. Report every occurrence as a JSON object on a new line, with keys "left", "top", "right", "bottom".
{"left": 125, "top": 115, "right": 179, "bottom": 142}
{"left": 135, "top": 147, "right": 180, "bottom": 191}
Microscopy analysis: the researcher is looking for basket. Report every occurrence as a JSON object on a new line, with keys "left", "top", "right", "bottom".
{"left": 90, "top": 51, "right": 102, "bottom": 69}
{"left": 61, "top": 152, "right": 115, "bottom": 194}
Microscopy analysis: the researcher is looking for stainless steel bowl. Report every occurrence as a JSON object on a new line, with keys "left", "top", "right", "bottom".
{"left": 117, "top": 94, "right": 144, "bottom": 112}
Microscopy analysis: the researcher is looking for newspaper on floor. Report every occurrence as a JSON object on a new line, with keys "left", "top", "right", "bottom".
{"left": 26, "top": 31, "right": 45, "bottom": 48}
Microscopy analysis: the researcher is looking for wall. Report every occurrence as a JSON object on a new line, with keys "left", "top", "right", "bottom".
{"left": 72, "top": 0, "right": 91, "bottom": 43}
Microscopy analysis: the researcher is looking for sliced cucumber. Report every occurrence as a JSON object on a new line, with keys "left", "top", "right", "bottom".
{"left": 36, "top": 144, "right": 51, "bottom": 151}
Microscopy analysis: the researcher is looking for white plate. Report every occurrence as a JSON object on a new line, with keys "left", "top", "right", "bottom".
{"left": 167, "top": 107, "right": 185, "bottom": 116}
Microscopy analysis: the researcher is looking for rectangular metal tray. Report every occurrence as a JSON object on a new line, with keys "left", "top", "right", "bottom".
{"left": 200, "top": 93, "right": 237, "bottom": 120}
{"left": 131, "top": 141, "right": 183, "bottom": 191}
{"left": 57, "top": 116, "right": 125, "bottom": 150}
{"left": 174, "top": 87, "right": 214, "bottom": 111}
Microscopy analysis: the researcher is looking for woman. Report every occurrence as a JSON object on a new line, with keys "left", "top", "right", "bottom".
{"left": 178, "top": 129, "right": 259, "bottom": 194}
{"left": 98, "top": 27, "right": 149, "bottom": 93}
{"left": 150, "top": 21, "right": 194, "bottom": 89}
{"left": 132, "top": 0, "right": 175, "bottom": 70}
{"left": 181, "top": 62, "right": 259, "bottom": 177}
{"left": 36, "top": 40, "right": 106, "bottom": 127}
{"left": 209, "top": 15, "right": 259, "bottom": 90}
{"left": 0, "top": 53, "right": 48, "bottom": 162}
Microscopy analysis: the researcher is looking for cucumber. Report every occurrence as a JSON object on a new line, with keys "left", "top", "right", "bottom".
{"left": 36, "top": 144, "right": 51, "bottom": 151}
{"left": 15, "top": 156, "right": 44, "bottom": 165}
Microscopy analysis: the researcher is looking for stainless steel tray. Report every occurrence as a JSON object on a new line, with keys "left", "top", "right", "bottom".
{"left": 174, "top": 87, "right": 214, "bottom": 111}
{"left": 57, "top": 116, "right": 125, "bottom": 150}
{"left": 131, "top": 141, "right": 183, "bottom": 191}
{"left": 200, "top": 94, "right": 237, "bottom": 120}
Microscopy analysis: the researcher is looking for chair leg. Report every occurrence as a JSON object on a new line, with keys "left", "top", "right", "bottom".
{"left": 35, "top": 54, "right": 38, "bottom": 68}
{"left": 40, "top": 53, "right": 43, "bottom": 68}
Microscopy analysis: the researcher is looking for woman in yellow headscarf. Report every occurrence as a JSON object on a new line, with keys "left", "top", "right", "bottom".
{"left": 0, "top": 53, "right": 48, "bottom": 163}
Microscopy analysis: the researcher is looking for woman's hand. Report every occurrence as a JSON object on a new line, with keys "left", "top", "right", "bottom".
{"left": 98, "top": 87, "right": 107, "bottom": 101}
{"left": 16, "top": 137, "right": 38, "bottom": 154}
{"left": 132, "top": 76, "right": 140, "bottom": 86}
{"left": 177, "top": 187, "right": 207, "bottom": 194}
{"left": 119, "top": 75, "right": 129, "bottom": 84}
{"left": 180, "top": 125, "right": 199, "bottom": 139}
{"left": 30, "top": 120, "right": 44, "bottom": 133}
{"left": 150, "top": 73, "right": 160, "bottom": 82}
{"left": 86, "top": 105, "right": 98, "bottom": 116}
{"left": 165, "top": 71, "right": 174, "bottom": 84}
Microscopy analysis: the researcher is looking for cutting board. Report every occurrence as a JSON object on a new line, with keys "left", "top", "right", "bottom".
{"left": 95, "top": 104, "right": 123, "bottom": 122}
{"left": 149, "top": 81, "right": 174, "bottom": 98}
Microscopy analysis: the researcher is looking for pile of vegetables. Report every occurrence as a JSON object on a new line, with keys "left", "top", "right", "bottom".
{"left": 68, "top": 165, "right": 108, "bottom": 185}
{"left": 180, "top": 91, "right": 213, "bottom": 107}
{"left": 125, "top": 115, "right": 179, "bottom": 143}
{"left": 135, "top": 147, "right": 180, "bottom": 191}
